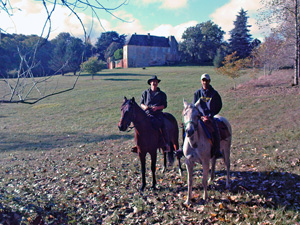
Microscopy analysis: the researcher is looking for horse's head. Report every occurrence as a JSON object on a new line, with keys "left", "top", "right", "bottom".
{"left": 182, "top": 99, "right": 201, "bottom": 138}
{"left": 118, "top": 97, "right": 136, "bottom": 131}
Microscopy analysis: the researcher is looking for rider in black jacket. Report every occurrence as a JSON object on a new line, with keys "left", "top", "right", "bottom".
{"left": 131, "top": 75, "right": 170, "bottom": 153}
{"left": 193, "top": 73, "right": 223, "bottom": 158}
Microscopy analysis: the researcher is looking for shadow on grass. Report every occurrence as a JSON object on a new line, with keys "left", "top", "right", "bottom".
{"left": 184, "top": 169, "right": 300, "bottom": 211}
{"left": 103, "top": 78, "right": 140, "bottom": 81}
{"left": 0, "top": 131, "right": 133, "bottom": 152}
{"left": 79, "top": 72, "right": 151, "bottom": 77}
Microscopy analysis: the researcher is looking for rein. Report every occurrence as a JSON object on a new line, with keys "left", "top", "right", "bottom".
{"left": 182, "top": 105, "right": 201, "bottom": 130}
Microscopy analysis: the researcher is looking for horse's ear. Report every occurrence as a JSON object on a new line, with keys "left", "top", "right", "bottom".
{"left": 183, "top": 99, "right": 188, "bottom": 108}
{"left": 132, "top": 97, "right": 135, "bottom": 102}
{"left": 194, "top": 99, "right": 200, "bottom": 108}
{"left": 124, "top": 96, "right": 127, "bottom": 102}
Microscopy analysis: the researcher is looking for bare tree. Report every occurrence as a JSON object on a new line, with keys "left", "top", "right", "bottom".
{"left": 252, "top": 32, "right": 294, "bottom": 75}
{"left": 259, "top": 0, "right": 300, "bottom": 85}
{"left": 0, "top": 0, "right": 128, "bottom": 104}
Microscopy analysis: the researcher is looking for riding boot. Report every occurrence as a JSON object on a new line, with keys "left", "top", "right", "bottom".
{"left": 212, "top": 118, "right": 222, "bottom": 159}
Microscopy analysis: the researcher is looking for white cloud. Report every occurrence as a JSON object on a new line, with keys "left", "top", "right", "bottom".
{"left": 148, "top": 20, "right": 197, "bottom": 42}
{"left": 160, "top": 0, "right": 188, "bottom": 9}
{"left": 210, "top": 0, "right": 263, "bottom": 40}
{"left": 0, "top": 0, "right": 110, "bottom": 42}
{"left": 139, "top": 0, "right": 187, "bottom": 9}
{"left": 109, "top": 10, "right": 195, "bottom": 42}
{"left": 112, "top": 11, "right": 145, "bottom": 36}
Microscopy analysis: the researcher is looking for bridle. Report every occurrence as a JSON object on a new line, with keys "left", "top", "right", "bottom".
{"left": 121, "top": 100, "right": 137, "bottom": 130}
{"left": 183, "top": 105, "right": 201, "bottom": 131}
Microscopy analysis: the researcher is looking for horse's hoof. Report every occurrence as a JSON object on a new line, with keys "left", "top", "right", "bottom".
{"left": 198, "top": 199, "right": 207, "bottom": 205}
{"left": 184, "top": 200, "right": 190, "bottom": 206}
{"left": 139, "top": 186, "right": 145, "bottom": 192}
{"left": 151, "top": 186, "right": 157, "bottom": 191}
{"left": 179, "top": 169, "right": 183, "bottom": 177}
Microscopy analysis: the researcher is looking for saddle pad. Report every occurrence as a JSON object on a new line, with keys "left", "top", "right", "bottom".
{"left": 199, "top": 120, "right": 212, "bottom": 139}
{"left": 216, "top": 118, "right": 231, "bottom": 140}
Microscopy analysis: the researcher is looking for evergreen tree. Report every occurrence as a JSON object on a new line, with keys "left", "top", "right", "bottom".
{"left": 229, "top": 8, "right": 253, "bottom": 59}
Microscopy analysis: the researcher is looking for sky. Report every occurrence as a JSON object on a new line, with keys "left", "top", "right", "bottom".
{"left": 0, "top": 0, "right": 267, "bottom": 43}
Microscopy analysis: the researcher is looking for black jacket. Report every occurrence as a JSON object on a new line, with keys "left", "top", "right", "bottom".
{"left": 140, "top": 87, "right": 167, "bottom": 116}
{"left": 193, "top": 85, "right": 222, "bottom": 117}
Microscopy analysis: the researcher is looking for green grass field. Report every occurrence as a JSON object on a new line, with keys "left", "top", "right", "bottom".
{"left": 1, "top": 66, "right": 299, "bottom": 224}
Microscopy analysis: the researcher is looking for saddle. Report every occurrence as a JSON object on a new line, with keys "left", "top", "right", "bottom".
{"left": 201, "top": 118, "right": 230, "bottom": 141}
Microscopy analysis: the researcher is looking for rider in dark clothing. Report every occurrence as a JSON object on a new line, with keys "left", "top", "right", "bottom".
{"left": 140, "top": 84, "right": 167, "bottom": 127}
{"left": 193, "top": 73, "right": 223, "bottom": 158}
{"left": 131, "top": 75, "right": 170, "bottom": 153}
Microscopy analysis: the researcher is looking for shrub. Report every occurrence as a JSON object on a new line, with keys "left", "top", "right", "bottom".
{"left": 81, "top": 57, "right": 106, "bottom": 79}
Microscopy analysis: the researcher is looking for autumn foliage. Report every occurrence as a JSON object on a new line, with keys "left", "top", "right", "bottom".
{"left": 216, "top": 51, "right": 249, "bottom": 89}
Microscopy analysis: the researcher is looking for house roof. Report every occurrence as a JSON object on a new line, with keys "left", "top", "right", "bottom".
{"left": 125, "top": 34, "right": 171, "bottom": 47}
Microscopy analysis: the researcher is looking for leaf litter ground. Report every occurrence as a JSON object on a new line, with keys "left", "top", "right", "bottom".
{"left": 1, "top": 70, "right": 300, "bottom": 224}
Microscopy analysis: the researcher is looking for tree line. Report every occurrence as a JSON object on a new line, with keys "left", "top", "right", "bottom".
{"left": 0, "top": 9, "right": 255, "bottom": 78}
{"left": 0, "top": 31, "right": 125, "bottom": 78}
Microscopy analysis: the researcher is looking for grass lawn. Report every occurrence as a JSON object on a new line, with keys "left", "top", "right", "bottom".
{"left": 0, "top": 66, "right": 299, "bottom": 224}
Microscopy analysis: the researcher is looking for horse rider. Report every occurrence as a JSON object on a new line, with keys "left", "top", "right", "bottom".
{"left": 193, "top": 73, "right": 223, "bottom": 158}
{"left": 131, "top": 75, "right": 171, "bottom": 153}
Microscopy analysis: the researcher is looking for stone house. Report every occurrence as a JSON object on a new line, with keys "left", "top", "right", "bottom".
{"left": 121, "top": 33, "right": 180, "bottom": 68}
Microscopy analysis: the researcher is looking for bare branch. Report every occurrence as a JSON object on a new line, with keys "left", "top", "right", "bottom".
{"left": 0, "top": 0, "right": 128, "bottom": 103}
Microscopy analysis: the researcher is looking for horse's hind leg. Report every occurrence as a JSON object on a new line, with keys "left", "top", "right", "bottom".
{"left": 161, "top": 148, "right": 167, "bottom": 173}
{"left": 150, "top": 152, "right": 157, "bottom": 189}
{"left": 177, "top": 156, "right": 183, "bottom": 177}
{"left": 173, "top": 143, "right": 184, "bottom": 176}
{"left": 223, "top": 141, "right": 231, "bottom": 189}
{"left": 209, "top": 157, "right": 216, "bottom": 185}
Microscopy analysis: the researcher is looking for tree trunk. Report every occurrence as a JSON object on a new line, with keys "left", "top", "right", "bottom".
{"left": 295, "top": 0, "right": 299, "bottom": 85}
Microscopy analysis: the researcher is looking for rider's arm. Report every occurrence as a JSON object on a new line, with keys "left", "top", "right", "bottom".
{"left": 151, "top": 105, "right": 165, "bottom": 111}
{"left": 141, "top": 104, "right": 149, "bottom": 111}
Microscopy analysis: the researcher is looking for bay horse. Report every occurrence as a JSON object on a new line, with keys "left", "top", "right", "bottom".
{"left": 118, "top": 97, "right": 183, "bottom": 191}
{"left": 182, "top": 99, "right": 232, "bottom": 204}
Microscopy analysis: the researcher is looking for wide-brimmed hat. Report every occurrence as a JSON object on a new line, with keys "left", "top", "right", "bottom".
{"left": 201, "top": 73, "right": 211, "bottom": 81}
{"left": 147, "top": 75, "right": 161, "bottom": 85}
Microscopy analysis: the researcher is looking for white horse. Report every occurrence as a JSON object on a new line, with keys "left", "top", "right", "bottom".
{"left": 182, "top": 99, "right": 232, "bottom": 204}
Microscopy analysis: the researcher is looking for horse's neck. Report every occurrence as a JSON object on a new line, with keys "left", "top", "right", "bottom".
{"left": 195, "top": 120, "right": 209, "bottom": 142}
{"left": 132, "top": 104, "right": 149, "bottom": 130}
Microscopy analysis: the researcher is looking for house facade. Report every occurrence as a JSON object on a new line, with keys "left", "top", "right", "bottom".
{"left": 122, "top": 33, "right": 180, "bottom": 68}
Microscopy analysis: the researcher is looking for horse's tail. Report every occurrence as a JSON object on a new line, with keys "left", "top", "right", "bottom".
{"left": 168, "top": 144, "right": 175, "bottom": 165}
{"left": 164, "top": 112, "right": 179, "bottom": 164}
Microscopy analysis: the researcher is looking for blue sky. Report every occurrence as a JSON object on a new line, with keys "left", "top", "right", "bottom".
{"left": 0, "top": 0, "right": 266, "bottom": 42}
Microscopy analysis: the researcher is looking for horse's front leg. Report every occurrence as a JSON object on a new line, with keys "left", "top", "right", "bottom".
{"left": 185, "top": 159, "right": 194, "bottom": 205}
{"left": 139, "top": 153, "right": 146, "bottom": 191}
{"left": 150, "top": 152, "right": 157, "bottom": 189}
